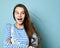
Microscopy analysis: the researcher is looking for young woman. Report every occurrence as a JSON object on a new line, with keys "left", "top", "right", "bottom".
{"left": 4, "top": 4, "right": 41, "bottom": 48}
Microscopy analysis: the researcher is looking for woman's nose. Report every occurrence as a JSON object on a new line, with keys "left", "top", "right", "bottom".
{"left": 19, "top": 13, "right": 22, "bottom": 17}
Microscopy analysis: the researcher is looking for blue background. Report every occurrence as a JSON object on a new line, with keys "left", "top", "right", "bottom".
{"left": 0, "top": 0, "right": 60, "bottom": 48}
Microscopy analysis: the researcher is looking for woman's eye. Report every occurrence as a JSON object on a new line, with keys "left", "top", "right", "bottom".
{"left": 21, "top": 12, "right": 25, "bottom": 14}
{"left": 15, "top": 12, "right": 19, "bottom": 14}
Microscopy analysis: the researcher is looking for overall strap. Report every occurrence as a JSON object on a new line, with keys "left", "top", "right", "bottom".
{"left": 11, "top": 24, "right": 15, "bottom": 44}
{"left": 11, "top": 24, "right": 14, "bottom": 38}
{"left": 10, "top": 24, "right": 20, "bottom": 45}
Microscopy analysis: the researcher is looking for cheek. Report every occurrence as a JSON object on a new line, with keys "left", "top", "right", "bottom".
{"left": 14, "top": 14, "right": 18, "bottom": 19}
{"left": 23, "top": 15, "right": 25, "bottom": 20}
{"left": 22, "top": 14, "right": 25, "bottom": 19}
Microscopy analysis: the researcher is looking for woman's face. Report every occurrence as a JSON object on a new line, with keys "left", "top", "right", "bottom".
{"left": 14, "top": 7, "right": 25, "bottom": 25}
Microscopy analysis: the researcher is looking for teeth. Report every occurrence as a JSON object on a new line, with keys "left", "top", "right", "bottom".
{"left": 17, "top": 18, "right": 22, "bottom": 20}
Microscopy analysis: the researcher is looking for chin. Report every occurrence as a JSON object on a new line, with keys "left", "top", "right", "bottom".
{"left": 16, "top": 20, "right": 24, "bottom": 25}
{"left": 18, "top": 22, "right": 23, "bottom": 25}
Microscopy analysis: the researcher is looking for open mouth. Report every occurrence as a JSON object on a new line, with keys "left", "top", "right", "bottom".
{"left": 17, "top": 18, "right": 22, "bottom": 21}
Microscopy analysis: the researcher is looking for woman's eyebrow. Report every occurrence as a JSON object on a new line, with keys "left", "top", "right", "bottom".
{"left": 21, "top": 11, "right": 25, "bottom": 13}
{"left": 15, "top": 10, "right": 18, "bottom": 12}
{"left": 15, "top": 10, "right": 24, "bottom": 12}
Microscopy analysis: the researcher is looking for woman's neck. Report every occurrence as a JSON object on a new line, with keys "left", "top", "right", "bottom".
{"left": 15, "top": 23, "right": 24, "bottom": 29}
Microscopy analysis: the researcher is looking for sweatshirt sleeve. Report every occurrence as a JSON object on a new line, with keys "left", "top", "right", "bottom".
{"left": 3, "top": 23, "right": 13, "bottom": 48}
{"left": 29, "top": 33, "right": 38, "bottom": 48}
{"left": 32, "top": 33, "right": 38, "bottom": 46}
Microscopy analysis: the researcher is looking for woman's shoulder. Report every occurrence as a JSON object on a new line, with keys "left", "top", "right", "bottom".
{"left": 6, "top": 23, "right": 14, "bottom": 28}
{"left": 4, "top": 23, "right": 12, "bottom": 39}
{"left": 5, "top": 23, "right": 12, "bottom": 30}
{"left": 6, "top": 23, "right": 11, "bottom": 26}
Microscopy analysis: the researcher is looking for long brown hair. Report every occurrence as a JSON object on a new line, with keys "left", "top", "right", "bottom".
{"left": 13, "top": 4, "right": 41, "bottom": 48}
